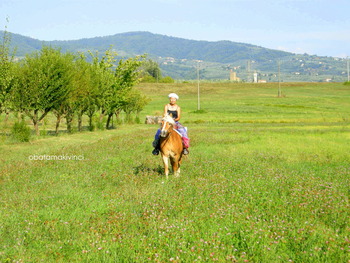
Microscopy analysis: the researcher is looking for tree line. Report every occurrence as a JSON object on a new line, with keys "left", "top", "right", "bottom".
{"left": 0, "top": 30, "right": 151, "bottom": 136}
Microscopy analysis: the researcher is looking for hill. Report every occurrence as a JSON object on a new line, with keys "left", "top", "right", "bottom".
{"left": 1, "top": 31, "right": 348, "bottom": 81}
{"left": 3, "top": 31, "right": 291, "bottom": 61}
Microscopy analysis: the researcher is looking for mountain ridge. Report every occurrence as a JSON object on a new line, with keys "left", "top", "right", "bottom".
{"left": 3, "top": 30, "right": 293, "bottom": 62}
{"left": 1, "top": 30, "right": 347, "bottom": 81}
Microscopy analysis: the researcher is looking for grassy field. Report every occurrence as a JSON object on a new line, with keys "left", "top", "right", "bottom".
{"left": 0, "top": 82, "right": 349, "bottom": 262}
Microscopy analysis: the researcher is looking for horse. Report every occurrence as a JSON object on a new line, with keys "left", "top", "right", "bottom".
{"left": 159, "top": 114, "right": 184, "bottom": 178}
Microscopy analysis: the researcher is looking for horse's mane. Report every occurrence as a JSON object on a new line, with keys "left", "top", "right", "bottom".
{"left": 163, "top": 114, "right": 176, "bottom": 125}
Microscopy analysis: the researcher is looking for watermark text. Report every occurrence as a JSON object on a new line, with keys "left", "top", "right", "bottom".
{"left": 28, "top": 154, "right": 85, "bottom": 161}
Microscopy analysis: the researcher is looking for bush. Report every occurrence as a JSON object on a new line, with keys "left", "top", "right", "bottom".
{"left": 140, "top": 75, "right": 156, "bottom": 83}
{"left": 96, "top": 120, "right": 105, "bottom": 130}
{"left": 159, "top": 76, "right": 175, "bottom": 83}
{"left": 124, "top": 114, "right": 134, "bottom": 124}
{"left": 344, "top": 81, "right": 350, "bottom": 85}
{"left": 192, "top": 109, "right": 207, "bottom": 114}
{"left": 11, "top": 120, "right": 31, "bottom": 142}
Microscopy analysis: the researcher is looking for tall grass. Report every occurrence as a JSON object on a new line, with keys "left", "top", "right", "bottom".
{"left": 139, "top": 82, "right": 350, "bottom": 124}
{"left": 0, "top": 83, "right": 349, "bottom": 262}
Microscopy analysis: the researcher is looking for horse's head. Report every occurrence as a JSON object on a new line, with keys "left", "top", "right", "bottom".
{"left": 160, "top": 114, "right": 176, "bottom": 137}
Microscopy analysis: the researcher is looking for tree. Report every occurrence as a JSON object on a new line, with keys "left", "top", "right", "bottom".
{"left": 13, "top": 46, "right": 74, "bottom": 135}
{"left": 89, "top": 48, "right": 118, "bottom": 128}
{"left": 0, "top": 20, "right": 16, "bottom": 121}
{"left": 105, "top": 55, "right": 146, "bottom": 128}
{"left": 72, "top": 53, "right": 95, "bottom": 132}
{"left": 141, "top": 59, "right": 161, "bottom": 82}
{"left": 121, "top": 89, "right": 150, "bottom": 123}
{"left": 52, "top": 54, "right": 79, "bottom": 134}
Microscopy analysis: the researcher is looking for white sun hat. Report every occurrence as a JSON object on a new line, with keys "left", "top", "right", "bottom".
{"left": 168, "top": 93, "right": 179, "bottom": 100}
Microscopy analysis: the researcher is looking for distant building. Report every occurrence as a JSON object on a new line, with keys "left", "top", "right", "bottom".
{"left": 253, "top": 72, "right": 258, "bottom": 83}
{"left": 230, "top": 70, "right": 240, "bottom": 81}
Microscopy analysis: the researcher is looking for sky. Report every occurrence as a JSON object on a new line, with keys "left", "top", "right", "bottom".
{"left": 1, "top": 0, "right": 349, "bottom": 58}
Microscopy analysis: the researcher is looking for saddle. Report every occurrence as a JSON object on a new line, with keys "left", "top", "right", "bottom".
{"left": 174, "top": 129, "right": 182, "bottom": 137}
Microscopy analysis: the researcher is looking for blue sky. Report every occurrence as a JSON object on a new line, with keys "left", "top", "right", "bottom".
{"left": 1, "top": 0, "right": 349, "bottom": 57}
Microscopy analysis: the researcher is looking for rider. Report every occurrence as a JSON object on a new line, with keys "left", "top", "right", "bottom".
{"left": 152, "top": 93, "right": 190, "bottom": 155}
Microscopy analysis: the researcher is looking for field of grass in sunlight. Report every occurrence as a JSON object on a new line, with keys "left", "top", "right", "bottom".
{"left": 1, "top": 82, "right": 349, "bottom": 262}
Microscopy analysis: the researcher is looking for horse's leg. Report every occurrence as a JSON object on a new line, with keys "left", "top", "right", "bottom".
{"left": 176, "top": 166, "right": 180, "bottom": 177}
{"left": 176, "top": 151, "right": 183, "bottom": 177}
{"left": 176, "top": 156, "right": 181, "bottom": 177}
{"left": 171, "top": 157, "right": 180, "bottom": 177}
{"left": 162, "top": 154, "right": 169, "bottom": 179}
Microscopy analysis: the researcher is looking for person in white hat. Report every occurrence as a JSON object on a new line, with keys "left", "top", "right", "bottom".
{"left": 165, "top": 93, "right": 181, "bottom": 122}
{"left": 152, "top": 93, "right": 190, "bottom": 155}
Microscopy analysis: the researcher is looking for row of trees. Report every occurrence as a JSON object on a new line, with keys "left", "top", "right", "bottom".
{"left": 1, "top": 30, "right": 151, "bottom": 136}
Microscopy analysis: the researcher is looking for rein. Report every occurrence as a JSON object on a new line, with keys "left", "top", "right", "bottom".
{"left": 161, "top": 119, "right": 177, "bottom": 140}
{"left": 162, "top": 123, "right": 173, "bottom": 138}
{"left": 161, "top": 114, "right": 179, "bottom": 141}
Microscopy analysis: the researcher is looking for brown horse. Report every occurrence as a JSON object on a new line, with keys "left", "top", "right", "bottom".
{"left": 159, "top": 114, "right": 184, "bottom": 178}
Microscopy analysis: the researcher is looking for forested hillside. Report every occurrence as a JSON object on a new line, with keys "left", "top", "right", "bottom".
{"left": 1, "top": 31, "right": 348, "bottom": 81}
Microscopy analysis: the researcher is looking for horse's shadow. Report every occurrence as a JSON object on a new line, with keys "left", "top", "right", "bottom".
{"left": 133, "top": 164, "right": 163, "bottom": 176}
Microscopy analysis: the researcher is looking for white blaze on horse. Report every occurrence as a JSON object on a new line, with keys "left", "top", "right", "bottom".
{"left": 159, "top": 114, "right": 183, "bottom": 178}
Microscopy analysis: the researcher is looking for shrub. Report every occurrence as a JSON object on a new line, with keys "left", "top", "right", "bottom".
{"left": 11, "top": 120, "right": 31, "bottom": 142}
{"left": 192, "top": 109, "right": 207, "bottom": 114}
{"left": 344, "top": 81, "right": 350, "bottom": 85}
{"left": 159, "top": 76, "right": 175, "bottom": 83}
{"left": 96, "top": 120, "right": 105, "bottom": 130}
{"left": 124, "top": 114, "right": 134, "bottom": 124}
{"left": 140, "top": 75, "right": 156, "bottom": 83}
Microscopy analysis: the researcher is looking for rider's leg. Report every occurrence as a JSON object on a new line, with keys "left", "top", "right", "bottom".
{"left": 182, "top": 136, "right": 190, "bottom": 155}
{"left": 152, "top": 129, "right": 161, "bottom": 155}
{"left": 176, "top": 124, "right": 189, "bottom": 155}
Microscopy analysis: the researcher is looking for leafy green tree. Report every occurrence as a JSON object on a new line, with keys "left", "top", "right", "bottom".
{"left": 13, "top": 46, "right": 74, "bottom": 135}
{"left": 105, "top": 55, "right": 146, "bottom": 128}
{"left": 0, "top": 21, "right": 16, "bottom": 121}
{"left": 141, "top": 59, "right": 161, "bottom": 82}
{"left": 51, "top": 54, "right": 79, "bottom": 134}
{"left": 94, "top": 49, "right": 117, "bottom": 124}
{"left": 72, "top": 53, "right": 96, "bottom": 132}
{"left": 80, "top": 48, "right": 117, "bottom": 130}
{"left": 121, "top": 89, "right": 150, "bottom": 123}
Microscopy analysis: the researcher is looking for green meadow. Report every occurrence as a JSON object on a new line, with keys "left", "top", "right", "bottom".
{"left": 0, "top": 82, "right": 349, "bottom": 262}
